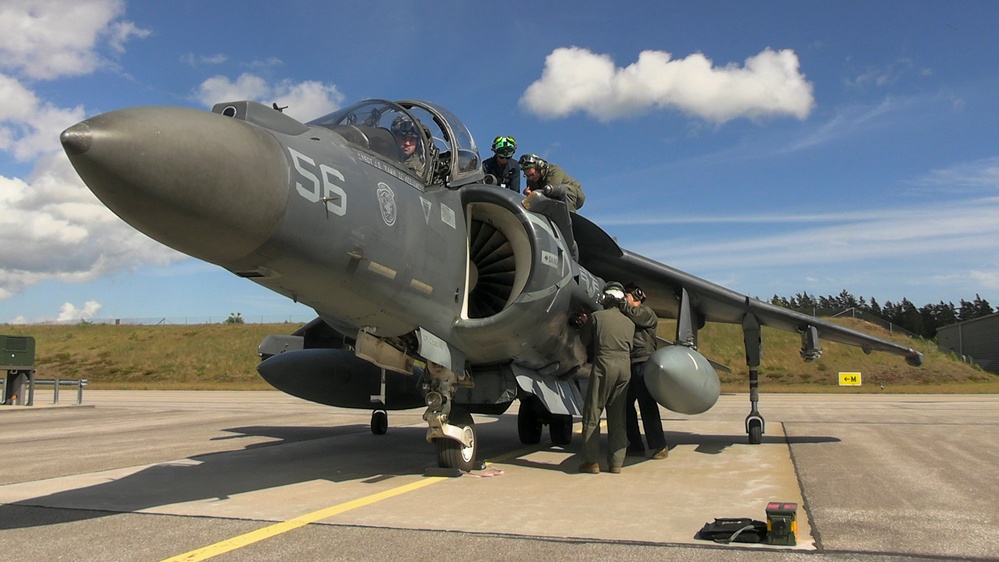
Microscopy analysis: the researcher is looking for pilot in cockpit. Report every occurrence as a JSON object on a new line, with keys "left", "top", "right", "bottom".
{"left": 390, "top": 115, "right": 426, "bottom": 176}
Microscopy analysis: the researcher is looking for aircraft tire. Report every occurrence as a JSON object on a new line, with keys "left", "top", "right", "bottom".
{"left": 435, "top": 409, "right": 477, "bottom": 472}
{"left": 517, "top": 401, "right": 543, "bottom": 444}
{"left": 371, "top": 410, "right": 388, "bottom": 435}
{"left": 549, "top": 414, "right": 573, "bottom": 445}
{"left": 748, "top": 419, "right": 763, "bottom": 445}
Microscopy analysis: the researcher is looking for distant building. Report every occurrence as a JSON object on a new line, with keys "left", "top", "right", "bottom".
{"left": 937, "top": 312, "right": 999, "bottom": 374}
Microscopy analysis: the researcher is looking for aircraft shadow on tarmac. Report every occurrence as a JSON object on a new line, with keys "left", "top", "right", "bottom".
{"left": 494, "top": 428, "right": 841, "bottom": 472}
{"left": 668, "top": 431, "right": 841, "bottom": 455}
{"left": 0, "top": 418, "right": 840, "bottom": 530}
{"left": 0, "top": 423, "right": 440, "bottom": 531}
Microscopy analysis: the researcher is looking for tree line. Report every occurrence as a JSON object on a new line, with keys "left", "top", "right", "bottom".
{"left": 768, "top": 291, "right": 996, "bottom": 340}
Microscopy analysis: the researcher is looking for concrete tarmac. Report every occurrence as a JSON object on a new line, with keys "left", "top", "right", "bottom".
{"left": 1, "top": 390, "right": 997, "bottom": 561}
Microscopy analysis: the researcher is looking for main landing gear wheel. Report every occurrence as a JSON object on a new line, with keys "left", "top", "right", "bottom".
{"left": 517, "top": 401, "right": 543, "bottom": 444}
{"left": 435, "top": 408, "right": 477, "bottom": 472}
{"left": 549, "top": 414, "right": 573, "bottom": 446}
{"left": 370, "top": 410, "right": 388, "bottom": 435}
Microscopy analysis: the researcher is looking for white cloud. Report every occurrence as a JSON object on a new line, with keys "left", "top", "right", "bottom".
{"left": 0, "top": 153, "right": 183, "bottom": 301}
{"left": 0, "top": 0, "right": 149, "bottom": 80}
{"left": 194, "top": 73, "right": 345, "bottom": 122}
{"left": 106, "top": 19, "right": 150, "bottom": 53}
{"left": 615, "top": 198, "right": 999, "bottom": 285}
{"left": 520, "top": 47, "right": 815, "bottom": 123}
{"left": 0, "top": 74, "right": 87, "bottom": 161}
{"left": 56, "top": 300, "right": 102, "bottom": 323}
{"left": 845, "top": 58, "right": 918, "bottom": 89}
{"left": 180, "top": 52, "right": 229, "bottom": 66}
{"left": 0, "top": 1, "right": 146, "bottom": 160}
{"left": 906, "top": 156, "right": 999, "bottom": 193}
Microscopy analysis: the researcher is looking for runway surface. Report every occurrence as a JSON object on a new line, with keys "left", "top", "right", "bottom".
{"left": 1, "top": 391, "right": 998, "bottom": 561}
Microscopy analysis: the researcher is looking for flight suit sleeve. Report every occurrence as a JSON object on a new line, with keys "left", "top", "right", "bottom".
{"left": 623, "top": 304, "right": 656, "bottom": 330}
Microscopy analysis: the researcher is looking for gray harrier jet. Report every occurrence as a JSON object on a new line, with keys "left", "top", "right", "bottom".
{"left": 61, "top": 98, "right": 922, "bottom": 471}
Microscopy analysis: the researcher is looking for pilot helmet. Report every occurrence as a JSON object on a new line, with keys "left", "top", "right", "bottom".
{"left": 391, "top": 115, "right": 420, "bottom": 139}
{"left": 602, "top": 281, "right": 626, "bottom": 303}
{"left": 491, "top": 136, "right": 517, "bottom": 158}
{"left": 518, "top": 153, "right": 547, "bottom": 173}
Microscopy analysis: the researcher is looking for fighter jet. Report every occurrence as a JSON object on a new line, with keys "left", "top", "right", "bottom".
{"left": 61, "top": 98, "right": 923, "bottom": 471}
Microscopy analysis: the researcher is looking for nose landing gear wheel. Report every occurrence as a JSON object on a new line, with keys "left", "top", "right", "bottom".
{"left": 748, "top": 418, "right": 763, "bottom": 445}
{"left": 435, "top": 408, "right": 477, "bottom": 472}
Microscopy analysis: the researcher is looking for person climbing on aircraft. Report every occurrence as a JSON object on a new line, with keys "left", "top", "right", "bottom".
{"left": 622, "top": 283, "right": 669, "bottom": 460}
{"left": 482, "top": 136, "right": 521, "bottom": 192}
{"left": 519, "top": 154, "right": 585, "bottom": 212}
{"left": 577, "top": 281, "right": 633, "bottom": 474}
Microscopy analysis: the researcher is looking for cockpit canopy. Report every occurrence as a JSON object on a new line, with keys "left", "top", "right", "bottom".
{"left": 309, "top": 99, "right": 483, "bottom": 189}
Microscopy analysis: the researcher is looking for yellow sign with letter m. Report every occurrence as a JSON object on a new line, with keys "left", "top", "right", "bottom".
{"left": 838, "top": 372, "right": 862, "bottom": 386}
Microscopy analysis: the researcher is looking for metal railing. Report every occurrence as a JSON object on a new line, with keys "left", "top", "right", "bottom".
{"left": 28, "top": 377, "right": 89, "bottom": 406}
{"left": 3, "top": 372, "right": 88, "bottom": 406}
{"left": 26, "top": 377, "right": 89, "bottom": 406}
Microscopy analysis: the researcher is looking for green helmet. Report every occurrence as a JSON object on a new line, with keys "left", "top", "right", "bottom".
{"left": 491, "top": 136, "right": 517, "bottom": 158}
{"left": 519, "top": 153, "right": 547, "bottom": 173}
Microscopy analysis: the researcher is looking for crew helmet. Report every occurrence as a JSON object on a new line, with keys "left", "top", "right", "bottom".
{"left": 391, "top": 115, "right": 420, "bottom": 138}
{"left": 491, "top": 136, "right": 517, "bottom": 158}
{"left": 518, "top": 153, "right": 548, "bottom": 173}
{"left": 602, "top": 281, "right": 626, "bottom": 302}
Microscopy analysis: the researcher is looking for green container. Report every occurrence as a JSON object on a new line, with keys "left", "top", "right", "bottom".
{"left": 0, "top": 335, "right": 35, "bottom": 370}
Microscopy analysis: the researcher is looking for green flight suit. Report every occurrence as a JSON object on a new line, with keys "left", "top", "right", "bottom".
{"left": 526, "top": 163, "right": 585, "bottom": 212}
{"left": 579, "top": 305, "right": 634, "bottom": 467}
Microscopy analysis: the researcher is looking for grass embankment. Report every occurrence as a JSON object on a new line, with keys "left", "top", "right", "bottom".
{"left": 2, "top": 318, "right": 995, "bottom": 392}
{"left": 2, "top": 323, "right": 297, "bottom": 390}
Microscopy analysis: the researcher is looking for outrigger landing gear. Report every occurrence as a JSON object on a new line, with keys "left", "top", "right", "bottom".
{"left": 743, "top": 312, "right": 765, "bottom": 445}
{"left": 423, "top": 362, "right": 478, "bottom": 472}
{"left": 370, "top": 410, "right": 388, "bottom": 435}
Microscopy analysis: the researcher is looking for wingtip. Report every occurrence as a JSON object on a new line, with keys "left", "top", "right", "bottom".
{"left": 906, "top": 351, "right": 924, "bottom": 367}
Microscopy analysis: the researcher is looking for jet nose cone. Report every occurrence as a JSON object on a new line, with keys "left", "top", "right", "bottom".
{"left": 60, "top": 122, "right": 93, "bottom": 155}
{"left": 62, "top": 106, "right": 290, "bottom": 265}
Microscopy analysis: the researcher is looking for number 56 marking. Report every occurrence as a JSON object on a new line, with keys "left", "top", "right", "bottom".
{"left": 288, "top": 147, "right": 347, "bottom": 216}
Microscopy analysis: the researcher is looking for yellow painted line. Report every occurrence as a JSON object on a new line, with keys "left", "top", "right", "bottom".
{"left": 162, "top": 476, "right": 445, "bottom": 562}
{"left": 165, "top": 418, "right": 595, "bottom": 561}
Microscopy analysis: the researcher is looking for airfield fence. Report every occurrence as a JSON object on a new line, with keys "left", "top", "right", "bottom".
{"left": 5, "top": 314, "right": 314, "bottom": 327}
{"left": 6, "top": 309, "right": 915, "bottom": 340}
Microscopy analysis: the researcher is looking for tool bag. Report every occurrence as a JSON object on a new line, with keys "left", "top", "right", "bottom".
{"left": 695, "top": 518, "right": 768, "bottom": 544}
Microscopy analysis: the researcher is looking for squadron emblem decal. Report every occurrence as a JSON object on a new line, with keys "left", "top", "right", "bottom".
{"left": 376, "top": 182, "right": 397, "bottom": 226}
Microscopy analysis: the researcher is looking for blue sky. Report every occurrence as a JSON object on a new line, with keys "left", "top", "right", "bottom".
{"left": 2, "top": 0, "right": 998, "bottom": 324}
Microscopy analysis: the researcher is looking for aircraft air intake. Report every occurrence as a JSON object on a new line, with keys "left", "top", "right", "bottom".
{"left": 467, "top": 219, "right": 517, "bottom": 318}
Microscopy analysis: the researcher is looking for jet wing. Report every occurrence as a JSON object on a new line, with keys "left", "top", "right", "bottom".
{"left": 571, "top": 213, "right": 923, "bottom": 366}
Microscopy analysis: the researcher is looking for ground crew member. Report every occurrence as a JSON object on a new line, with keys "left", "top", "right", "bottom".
{"left": 482, "top": 136, "right": 521, "bottom": 192}
{"left": 577, "top": 281, "right": 633, "bottom": 474}
{"left": 519, "top": 154, "right": 585, "bottom": 212}
{"left": 623, "top": 283, "right": 669, "bottom": 459}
